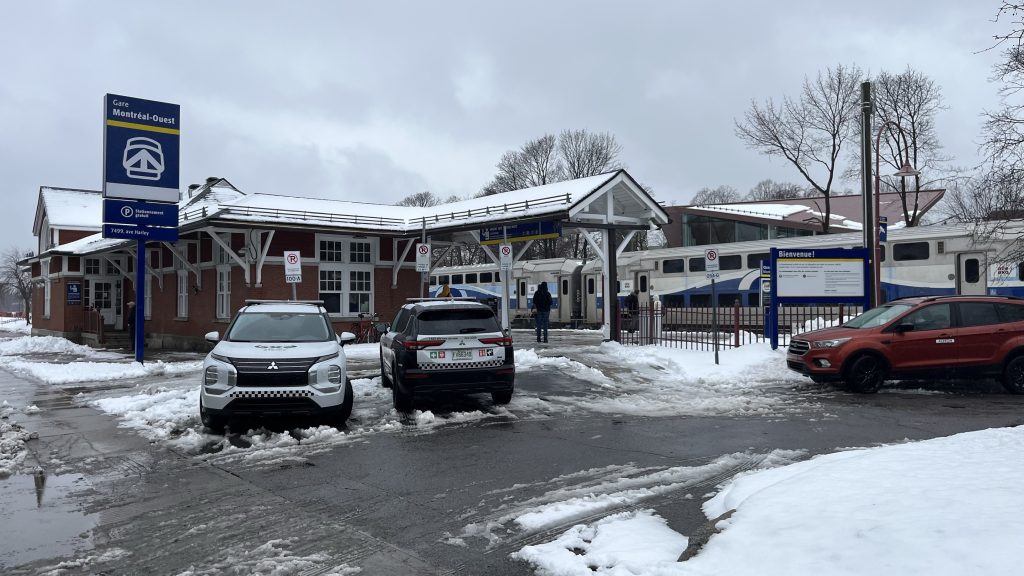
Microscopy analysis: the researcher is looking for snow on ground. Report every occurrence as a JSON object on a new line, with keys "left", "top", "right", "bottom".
{"left": 0, "top": 335, "right": 120, "bottom": 358}
{"left": 526, "top": 341, "right": 806, "bottom": 417}
{"left": 0, "top": 318, "right": 32, "bottom": 335}
{"left": 445, "top": 450, "right": 805, "bottom": 550}
{"left": 0, "top": 419, "right": 36, "bottom": 478}
{"left": 342, "top": 342, "right": 380, "bottom": 362}
{"left": 3, "top": 358, "right": 202, "bottom": 385}
{"left": 512, "top": 426, "right": 1024, "bottom": 576}
{"left": 171, "top": 538, "right": 361, "bottom": 576}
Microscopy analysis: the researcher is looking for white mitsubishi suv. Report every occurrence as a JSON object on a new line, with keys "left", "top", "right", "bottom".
{"left": 199, "top": 300, "right": 356, "bottom": 432}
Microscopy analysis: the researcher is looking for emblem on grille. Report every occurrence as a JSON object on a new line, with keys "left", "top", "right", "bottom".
{"left": 267, "top": 361, "right": 279, "bottom": 370}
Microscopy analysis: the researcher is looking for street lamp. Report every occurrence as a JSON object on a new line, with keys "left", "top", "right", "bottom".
{"left": 874, "top": 122, "right": 920, "bottom": 306}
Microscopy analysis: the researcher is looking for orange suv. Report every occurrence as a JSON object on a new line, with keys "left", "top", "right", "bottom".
{"left": 787, "top": 295, "right": 1024, "bottom": 393}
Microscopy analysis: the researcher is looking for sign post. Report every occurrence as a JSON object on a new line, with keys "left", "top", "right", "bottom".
{"left": 102, "top": 94, "right": 180, "bottom": 363}
{"left": 705, "top": 248, "right": 720, "bottom": 365}
{"left": 284, "top": 251, "right": 302, "bottom": 301}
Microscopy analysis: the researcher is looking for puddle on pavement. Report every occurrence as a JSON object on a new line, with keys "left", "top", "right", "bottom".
{"left": 0, "top": 471, "right": 96, "bottom": 567}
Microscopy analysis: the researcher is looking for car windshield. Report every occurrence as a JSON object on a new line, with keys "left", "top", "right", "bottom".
{"left": 226, "top": 312, "right": 331, "bottom": 342}
{"left": 842, "top": 303, "right": 913, "bottom": 329}
{"left": 416, "top": 308, "right": 500, "bottom": 335}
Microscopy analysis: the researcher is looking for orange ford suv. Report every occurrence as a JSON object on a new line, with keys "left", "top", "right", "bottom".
{"left": 787, "top": 295, "right": 1024, "bottom": 393}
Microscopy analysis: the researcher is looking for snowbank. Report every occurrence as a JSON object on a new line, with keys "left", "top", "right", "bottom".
{"left": 3, "top": 359, "right": 202, "bottom": 385}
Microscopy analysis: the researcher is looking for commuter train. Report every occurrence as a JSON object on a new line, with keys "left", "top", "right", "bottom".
{"left": 429, "top": 222, "right": 1024, "bottom": 326}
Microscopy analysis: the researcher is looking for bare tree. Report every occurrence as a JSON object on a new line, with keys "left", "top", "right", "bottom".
{"left": 691, "top": 185, "right": 741, "bottom": 205}
{"left": 481, "top": 134, "right": 564, "bottom": 196}
{"left": 870, "top": 67, "right": 950, "bottom": 226}
{"left": 559, "top": 129, "right": 622, "bottom": 179}
{"left": 735, "top": 64, "right": 864, "bottom": 232}
{"left": 0, "top": 247, "right": 33, "bottom": 321}
{"left": 980, "top": 2, "right": 1024, "bottom": 198}
{"left": 396, "top": 190, "right": 458, "bottom": 207}
{"left": 745, "top": 179, "right": 805, "bottom": 201}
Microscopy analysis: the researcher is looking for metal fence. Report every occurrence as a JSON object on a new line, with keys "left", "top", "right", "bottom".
{"left": 618, "top": 302, "right": 862, "bottom": 350}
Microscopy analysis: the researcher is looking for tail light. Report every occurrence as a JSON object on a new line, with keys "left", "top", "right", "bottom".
{"left": 405, "top": 339, "right": 445, "bottom": 350}
{"left": 478, "top": 337, "right": 513, "bottom": 346}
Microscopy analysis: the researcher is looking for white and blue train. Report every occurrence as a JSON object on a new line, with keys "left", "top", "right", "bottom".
{"left": 430, "top": 222, "right": 1024, "bottom": 326}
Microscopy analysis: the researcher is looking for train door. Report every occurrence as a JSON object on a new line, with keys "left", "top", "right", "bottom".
{"left": 556, "top": 275, "right": 570, "bottom": 324}
{"left": 584, "top": 273, "right": 603, "bottom": 325}
{"left": 957, "top": 252, "right": 988, "bottom": 295}
{"left": 636, "top": 272, "right": 650, "bottom": 303}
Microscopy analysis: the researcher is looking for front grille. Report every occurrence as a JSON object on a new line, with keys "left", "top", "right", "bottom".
{"left": 788, "top": 340, "right": 810, "bottom": 356}
{"left": 787, "top": 360, "right": 808, "bottom": 373}
{"left": 226, "top": 396, "right": 319, "bottom": 414}
{"left": 230, "top": 357, "right": 317, "bottom": 387}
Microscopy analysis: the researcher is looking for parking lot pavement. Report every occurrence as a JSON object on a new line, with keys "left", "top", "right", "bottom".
{"left": 3, "top": 331, "right": 1024, "bottom": 574}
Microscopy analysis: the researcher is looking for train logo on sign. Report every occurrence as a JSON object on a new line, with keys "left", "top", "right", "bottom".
{"left": 122, "top": 137, "right": 165, "bottom": 180}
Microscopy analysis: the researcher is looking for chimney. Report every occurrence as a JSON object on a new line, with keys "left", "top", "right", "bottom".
{"left": 187, "top": 184, "right": 200, "bottom": 197}
{"left": 206, "top": 177, "right": 220, "bottom": 184}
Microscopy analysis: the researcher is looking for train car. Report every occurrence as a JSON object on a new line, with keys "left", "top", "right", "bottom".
{"left": 429, "top": 258, "right": 584, "bottom": 325}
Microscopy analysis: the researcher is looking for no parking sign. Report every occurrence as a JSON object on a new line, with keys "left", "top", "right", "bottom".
{"left": 416, "top": 243, "right": 431, "bottom": 272}
{"left": 499, "top": 243, "right": 512, "bottom": 271}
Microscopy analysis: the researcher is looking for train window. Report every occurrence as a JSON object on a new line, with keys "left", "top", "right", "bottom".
{"left": 893, "top": 242, "right": 930, "bottom": 261}
{"left": 1019, "top": 264, "right": 1024, "bottom": 282}
{"left": 480, "top": 272, "right": 492, "bottom": 283}
{"left": 964, "top": 259, "right": 980, "bottom": 284}
{"left": 663, "top": 259, "right": 685, "bottom": 274}
{"left": 519, "top": 281, "right": 526, "bottom": 296}
{"left": 881, "top": 245, "right": 886, "bottom": 262}
{"left": 430, "top": 276, "right": 437, "bottom": 285}
{"left": 690, "top": 294, "right": 711, "bottom": 307}
{"left": 640, "top": 276, "right": 648, "bottom": 292}
{"left": 465, "top": 273, "right": 478, "bottom": 283}
{"left": 438, "top": 275, "right": 449, "bottom": 285}
{"left": 495, "top": 271, "right": 501, "bottom": 281}
{"left": 718, "top": 293, "right": 740, "bottom": 307}
{"left": 561, "top": 279, "right": 569, "bottom": 295}
{"left": 451, "top": 274, "right": 464, "bottom": 284}
{"left": 720, "top": 255, "right": 742, "bottom": 270}
{"left": 747, "top": 253, "right": 770, "bottom": 269}
{"left": 748, "top": 293, "right": 760, "bottom": 307}
{"left": 616, "top": 281, "right": 621, "bottom": 292}
{"left": 689, "top": 258, "right": 706, "bottom": 272}
{"left": 588, "top": 278, "right": 595, "bottom": 295}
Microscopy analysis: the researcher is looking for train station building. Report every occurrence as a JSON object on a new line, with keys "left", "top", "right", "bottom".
{"left": 25, "top": 170, "right": 668, "bottom": 350}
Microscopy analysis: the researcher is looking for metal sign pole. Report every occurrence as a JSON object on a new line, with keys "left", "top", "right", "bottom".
{"left": 712, "top": 277, "right": 719, "bottom": 365}
{"left": 502, "top": 226, "right": 510, "bottom": 331}
{"left": 135, "top": 240, "right": 145, "bottom": 363}
{"left": 420, "top": 222, "right": 426, "bottom": 299}
{"left": 291, "top": 283, "right": 297, "bottom": 301}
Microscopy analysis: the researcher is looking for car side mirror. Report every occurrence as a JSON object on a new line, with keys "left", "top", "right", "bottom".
{"left": 205, "top": 331, "right": 220, "bottom": 343}
{"left": 894, "top": 323, "right": 914, "bottom": 333}
{"left": 338, "top": 331, "right": 357, "bottom": 345}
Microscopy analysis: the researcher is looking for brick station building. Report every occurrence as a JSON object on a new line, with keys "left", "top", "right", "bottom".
{"left": 26, "top": 171, "right": 667, "bottom": 350}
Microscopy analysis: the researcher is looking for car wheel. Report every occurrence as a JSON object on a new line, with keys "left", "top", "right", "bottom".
{"left": 380, "top": 351, "right": 392, "bottom": 388}
{"left": 331, "top": 378, "right": 354, "bottom": 428}
{"left": 392, "top": 368, "right": 414, "bottom": 412}
{"left": 1002, "top": 356, "right": 1024, "bottom": 394}
{"left": 199, "top": 398, "right": 227, "bottom": 434}
{"left": 491, "top": 390, "right": 513, "bottom": 405}
{"left": 844, "top": 354, "right": 886, "bottom": 394}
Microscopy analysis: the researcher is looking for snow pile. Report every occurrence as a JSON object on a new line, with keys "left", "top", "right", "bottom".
{"left": 515, "top": 349, "right": 615, "bottom": 387}
{"left": 536, "top": 342, "right": 804, "bottom": 417}
{"left": 0, "top": 420, "right": 35, "bottom": 478}
{"left": 4, "top": 359, "right": 201, "bottom": 384}
{"left": 795, "top": 314, "right": 856, "bottom": 333}
{"left": 342, "top": 342, "right": 380, "bottom": 362}
{"left": 0, "top": 335, "right": 105, "bottom": 356}
{"left": 512, "top": 510, "right": 687, "bottom": 575}
{"left": 37, "top": 549, "right": 132, "bottom": 576}
{"left": 513, "top": 426, "right": 1024, "bottom": 576}
{"left": 92, "top": 387, "right": 204, "bottom": 448}
{"left": 0, "top": 318, "right": 32, "bottom": 334}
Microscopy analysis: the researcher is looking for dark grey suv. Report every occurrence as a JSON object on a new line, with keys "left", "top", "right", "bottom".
{"left": 379, "top": 300, "right": 515, "bottom": 411}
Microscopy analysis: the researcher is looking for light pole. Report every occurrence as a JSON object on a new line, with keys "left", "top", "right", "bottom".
{"left": 874, "top": 121, "right": 920, "bottom": 306}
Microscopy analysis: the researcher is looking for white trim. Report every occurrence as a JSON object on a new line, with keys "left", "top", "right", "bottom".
{"left": 216, "top": 265, "right": 231, "bottom": 319}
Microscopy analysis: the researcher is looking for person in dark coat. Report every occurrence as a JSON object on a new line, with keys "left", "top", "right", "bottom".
{"left": 532, "top": 282, "right": 553, "bottom": 343}
{"left": 624, "top": 289, "right": 640, "bottom": 335}
{"left": 126, "top": 301, "right": 136, "bottom": 351}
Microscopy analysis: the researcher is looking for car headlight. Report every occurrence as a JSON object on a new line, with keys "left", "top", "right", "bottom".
{"left": 811, "top": 337, "right": 851, "bottom": 349}
{"left": 210, "top": 353, "right": 231, "bottom": 364}
{"left": 314, "top": 352, "right": 340, "bottom": 364}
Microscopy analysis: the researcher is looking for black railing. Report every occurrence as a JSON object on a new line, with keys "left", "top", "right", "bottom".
{"left": 619, "top": 302, "right": 862, "bottom": 350}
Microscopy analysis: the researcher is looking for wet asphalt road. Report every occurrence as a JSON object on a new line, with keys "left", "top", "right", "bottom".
{"left": 3, "top": 330, "right": 1024, "bottom": 575}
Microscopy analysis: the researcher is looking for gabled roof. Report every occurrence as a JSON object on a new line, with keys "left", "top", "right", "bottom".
{"left": 33, "top": 187, "right": 103, "bottom": 236}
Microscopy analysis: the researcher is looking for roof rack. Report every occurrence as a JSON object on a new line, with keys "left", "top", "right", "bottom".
{"left": 244, "top": 299, "right": 325, "bottom": 305}
{"left": 405, "top": 297, "right": 479, "bottom": 302}
{"left": 920, "top": 294, "right": 1022, "bottom": 302}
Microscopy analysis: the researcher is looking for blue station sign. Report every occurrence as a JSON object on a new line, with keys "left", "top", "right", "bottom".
{"left": 103, "top": 94, "right": 180, "bottom": 203}
{"left": 479, "top": 220, "right": 561, "bottom": 245}
{"left": 66, "top": 282, "right": 82, "bottom": 305}
{"left": 103, "top": 198, "right": 178, "bottom": 228}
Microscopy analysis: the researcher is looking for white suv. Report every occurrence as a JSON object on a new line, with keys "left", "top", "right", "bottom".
{"left": 199, "top": 300, "right": 356, "bottom": 432}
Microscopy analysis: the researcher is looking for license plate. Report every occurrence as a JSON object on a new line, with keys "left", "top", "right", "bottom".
{"left": 453, "top": 349, "right": 472, "bottom": 360}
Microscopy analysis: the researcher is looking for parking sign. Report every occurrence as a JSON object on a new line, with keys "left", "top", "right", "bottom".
{"left": 284, "top": 251, "right": 302, "bottom": 283}
{"left": 499, "top": 243, "right": 512, "bottom": 271}
{"left": 416, "top": 243, "right": 431, "bottom": 272}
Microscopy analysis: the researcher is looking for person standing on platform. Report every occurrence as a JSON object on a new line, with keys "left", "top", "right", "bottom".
{"left": 532, "top": 282, "right": 552, "bottom": 343}
{"left": 126, "top": 301, "right": 136, "bottom": 351}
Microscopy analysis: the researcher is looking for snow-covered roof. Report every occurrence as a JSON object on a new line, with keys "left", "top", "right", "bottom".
{"left": 41, "top": 233, "right": 132, "bottom": 257}
{"left": 34, "top": 187, "right": 103, "bottom": 235}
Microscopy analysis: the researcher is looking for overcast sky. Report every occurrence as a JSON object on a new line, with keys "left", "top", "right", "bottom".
{"left": 0, "top": 1, "right": 1009, "bottom": 250}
